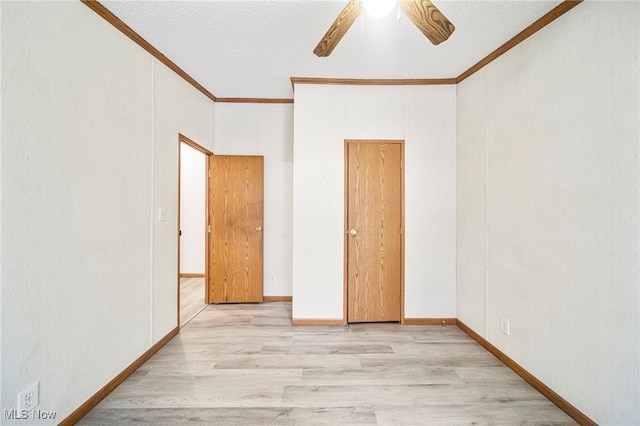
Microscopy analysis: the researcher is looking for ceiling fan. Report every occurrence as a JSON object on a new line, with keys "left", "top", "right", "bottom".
{"left": 314, "top": 0, "right": 455, "bottom": 57}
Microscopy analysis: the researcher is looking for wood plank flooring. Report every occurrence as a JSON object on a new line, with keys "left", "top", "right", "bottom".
{"left": 180, "top": 277, "right": 205, "bottom": 328}
{"left": 79, "top": 302, "right": 576, "bottom": 425}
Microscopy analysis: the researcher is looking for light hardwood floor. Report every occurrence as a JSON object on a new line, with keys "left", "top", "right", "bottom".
{"left": 180, "top": 277, "right": 206, "bottom": 328}
{"left": 80, "top": 302, "right": 576, "bottom": 425}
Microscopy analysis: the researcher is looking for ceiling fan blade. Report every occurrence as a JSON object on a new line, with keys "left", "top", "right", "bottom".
{"left": 314, "top": 0, "right": 363, "bottom": 57}
{"left": 399, "top": 0, "right": 455, "bottom": 45}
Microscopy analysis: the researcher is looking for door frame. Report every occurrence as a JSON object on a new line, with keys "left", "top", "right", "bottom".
{"left": 177, "top": 134, "right": 213, "bottom": 328}
{"left": 343, "top": 139, "right": 406, "bottom": 324}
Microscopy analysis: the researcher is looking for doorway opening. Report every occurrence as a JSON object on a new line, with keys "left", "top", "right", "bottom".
{"left": 178, "top": 134, "right": 212, "bottom": 327}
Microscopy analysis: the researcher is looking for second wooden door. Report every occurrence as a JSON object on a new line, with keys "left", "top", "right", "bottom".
{"left": 346, "top": 141, "right": 403, "bottom": 322}
{"left": 209, "top": 155, "right": 264, "bottom": 303}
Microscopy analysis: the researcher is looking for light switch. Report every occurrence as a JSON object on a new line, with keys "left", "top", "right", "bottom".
{"left": 158, "top": 207, "right": 166, "bottom": 222}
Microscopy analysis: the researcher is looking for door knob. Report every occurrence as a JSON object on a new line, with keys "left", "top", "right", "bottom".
{"left": 256, "top": 226, "right": 262, "bottom": 232}
{"left": 348, "top": 229, "right": 358, "bottom": 236}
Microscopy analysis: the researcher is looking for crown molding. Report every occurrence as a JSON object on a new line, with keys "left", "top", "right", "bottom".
{"left": 84, "top": 0, "right": 583, "bottom": 101}
{"left": 216, "top": 98, "right": 294, "bottom": 104}
{"left": 456, "top": 0, "right": 583, "bottom": 83}
{"left": 81, "top": 0, "right": 217, "bottom": 102}
{"left": 290, "top": 77, "right": 456, "bottom": 88}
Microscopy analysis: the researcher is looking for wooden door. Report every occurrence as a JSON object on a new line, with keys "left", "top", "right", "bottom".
{"left": 209, "top": 155, "right": 264, "bottom": 303}
{"left": 346, "top": 141, "right": 403, "bottom": 322}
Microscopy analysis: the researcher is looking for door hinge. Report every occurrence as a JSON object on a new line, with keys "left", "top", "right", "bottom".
{"left": 208, "top": 225, "right": 211, "bottom": 233}
{"left": 400, "top": 227, "right": 403, "bottom": 235}
{"left": 208, "top": 170, "right": 212, "bottom": 178}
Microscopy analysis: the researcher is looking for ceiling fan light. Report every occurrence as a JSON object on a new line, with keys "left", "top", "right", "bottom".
{"left": 362, "top": 0, "right": 397, "bottom": 18}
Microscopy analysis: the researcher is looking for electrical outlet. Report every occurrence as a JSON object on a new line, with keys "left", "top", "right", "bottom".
{"left": 270, "top": 275, "right": 276, "bottom": 283}
{"left": 158, "top": 207, "right": 166, "bottom": 222}
{"left": 500, "top": 317, "right": 510, "bottom": 335}
{"left": 18, "top": 382, "right": 39, "bottom": 411}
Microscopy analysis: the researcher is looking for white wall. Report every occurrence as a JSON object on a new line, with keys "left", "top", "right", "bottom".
{"left": 214, "top": 103, "right": 294, "bottom": 297}
{"left": 179, "top": 143, "right": 206, "bottom": 275}
{"left": 0, "top": 1, "right": 214, "bottom": 423}
{"left": 456, "top": 2, "right": 640, "bottom": 424}
{"left": 0, "top": 0, "right": 4, "bottom": 412}
{"left": 151, "top": 63, "right": 215, "bottom": 342}
{"left": 292, "top": 84, "right": 456, "bottom": 320}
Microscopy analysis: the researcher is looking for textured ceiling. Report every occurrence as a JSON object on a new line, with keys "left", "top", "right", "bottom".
{"left": 100, "top": 0, "right": 564, "bottom": 99}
